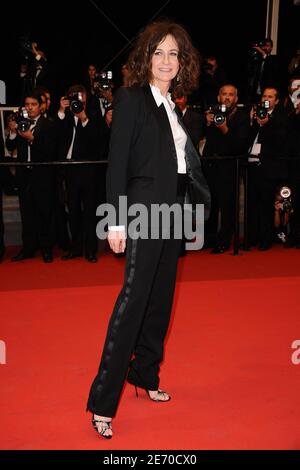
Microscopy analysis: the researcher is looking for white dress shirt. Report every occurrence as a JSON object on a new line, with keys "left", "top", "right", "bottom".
{"left": 57, "top": 111, "right": 89, "bottom": 159}
{"left": 150, "top": 84, "right": 187, "bottom": 174}
{"left": 248, "top": 109, "right": 274, "bottom": 162}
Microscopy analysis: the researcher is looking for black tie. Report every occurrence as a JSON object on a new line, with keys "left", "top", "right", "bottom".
{"left": 71, "top": 119, "right": 82, "bottom": 159}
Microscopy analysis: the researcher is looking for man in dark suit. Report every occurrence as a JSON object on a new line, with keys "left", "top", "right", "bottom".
{"left": 19, "top": 41, "right": 50, "bottom": 103}
{"left": 198, "top": 55, "right": 228, "bottom": 109}
{"left": 6, "top": 89, "right": 56, "bottom": 262}
{"left": 202, "top": 84, "right": 250, "bottom": 253}
{"left": 247, "top": 87, "right": 289, "bottom": 250}
{"left": 284, "top": 82, "right": 300, "bottom": 247}
{"left": 248, "top": 38, "right": 280, "bottom": 103}
{"left": 57, "top": 85, "right": 107, "bottom": 262}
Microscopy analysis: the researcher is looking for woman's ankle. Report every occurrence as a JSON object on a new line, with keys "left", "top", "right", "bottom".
{"left": 93, "top": 414, "right": 112, "bottom": 422}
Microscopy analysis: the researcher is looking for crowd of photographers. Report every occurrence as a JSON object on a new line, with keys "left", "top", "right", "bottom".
{"left": 1, "top": 37, "right": 300, "bottom": 262}
{"left": 0, "top": 64, "right": 113, "bottom": 263}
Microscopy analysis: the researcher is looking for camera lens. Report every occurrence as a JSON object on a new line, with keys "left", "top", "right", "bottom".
{"left": 256, "top": 108, "right": 267, "bottom": 119}
{"left": 70, "top": 100, "right": 84, "bottom": 113}
{"left": 18, "top": 120, "right": 31, "bottom": 132}
{"left": 214, "top": 114, "right": 225, "bottom": 125}
{"left": 280, "top": 186, "right": 291, "bottom": 199}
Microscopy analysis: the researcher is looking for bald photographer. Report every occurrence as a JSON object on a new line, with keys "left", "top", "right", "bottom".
{"left": 202, "top": 84, "right": 250, "bottom": 253}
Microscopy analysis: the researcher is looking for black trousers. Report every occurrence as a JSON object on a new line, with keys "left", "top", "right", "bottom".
{"left": 204, "top": 164, "right": 236, "bottom": 247}
{"left": 18, "top": 169, "right": 54, "bottom": 253}
{"left": 247, "top": 164, "right": 278, "bottom": 246}
{"left": 65, "top": 167, "right": 97, "bottom": 256}
{"left": 87, "top": 177, "right": 186, "bottom": 417}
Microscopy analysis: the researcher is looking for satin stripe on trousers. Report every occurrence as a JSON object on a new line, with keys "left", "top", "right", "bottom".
{"left": 87, "top": 231, "right": 182, "bottom": 417}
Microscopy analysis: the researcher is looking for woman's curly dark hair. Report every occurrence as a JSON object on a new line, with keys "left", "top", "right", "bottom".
{"left": 127, "top": 19, "right": 200, "bottom": 96}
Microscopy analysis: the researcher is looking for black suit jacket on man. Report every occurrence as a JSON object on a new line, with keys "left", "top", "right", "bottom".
{"left": 106, "top": 85, "right": 211, "bottom": 225}
{"left": 203, "top": 107, "right": 250, "bottom": 180}
{"left": 6, "top": 115, "right": 56, "bottom": 185}
{"left": 56, "top": 110, "right": 106, "bottom": 163}
{"left": 248, "top": 105, "right": 288, "bottom": 179}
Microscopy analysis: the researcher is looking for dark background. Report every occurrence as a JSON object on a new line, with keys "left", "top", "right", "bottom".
{"left": 1, "top": 0, "right": 300, "bottom": 105}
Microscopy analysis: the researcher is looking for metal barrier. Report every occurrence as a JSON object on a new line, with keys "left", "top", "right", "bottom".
{"left": 1, "top": 155, "right": 298, "bottom": 256}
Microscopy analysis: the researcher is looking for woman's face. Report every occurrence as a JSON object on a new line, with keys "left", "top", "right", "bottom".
{"left": 88, "top": 65, "right": 97, "bottom": 79}
{"left": 151, "top": 34, "right": 180, "bottom": 88}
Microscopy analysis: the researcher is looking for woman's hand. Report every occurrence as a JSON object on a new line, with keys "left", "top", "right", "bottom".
{"left": 108, "top": 230, "right": 126, "bottom": 253}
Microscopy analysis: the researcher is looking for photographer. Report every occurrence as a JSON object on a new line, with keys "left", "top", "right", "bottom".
{"left": 6, "top": 90, "right": 56, "bottom": 262}
{"left": 274, "top": 186, "right": 293, "bottom": 244}
{"left": 19, "top": 39, "right": 48, "bottom": 103}
{"left": 92, "top": 71, "right": 114, "bottom": 119}
{"left": 247, "top": 38, "right": 280, "bottom": 103}
{"left": 90, "top": 71, "right": 114, "bottom": 207}
{"left": 283, "top": 76, "right": 300, "bottom": 117}
{"left": 197, "top": 55, "right": 228, "bottom": 110}
{"left": 57, "top": 84, "right": 107, "bottom": 262}
{"left": 202, "top": 84, "right": 250, "bottom": 253}
{"left": 84, "top": 64, "right": 98, "bottom": 96}
{"left": 247, "top": 87, "right": 289, "bottom": 250}
{"left": 288, "top": 44, "right": 300, "bottom": 77}
{"left": 285, "top": 79, "right": 300, "bottom": 248}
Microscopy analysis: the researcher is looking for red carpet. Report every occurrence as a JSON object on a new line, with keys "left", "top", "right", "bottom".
{"left": 1, "top": 246, "right": 300, "bottom": 450}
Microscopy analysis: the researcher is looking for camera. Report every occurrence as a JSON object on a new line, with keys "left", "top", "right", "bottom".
{"left": 278, "top": 186, "right": 293, "bottom": 212}
{"left": 103, "top": 99, "right": 113, "bottom": 112}
{"left": 291, "top": 91, "right": 300, "bottom": 108}
{"left": 254, "top": 100, "right": 270, "bottom": 120}
{"left": 10, "top": 108, "right": 32, "bottom": 132}
{"left": 208, "top": 104, "right": 227, "bottom": 125}
{"left": 93, "top": 71, "right": 113, "bottom": 96}
{"left": 65, "top": 92, "right": 84, "bottom": 114}
{"left": 290, "top": 80, "right": 300, "bottom": 108}
{"left": 249, "top": 40, "right": 265, "bottom": 61}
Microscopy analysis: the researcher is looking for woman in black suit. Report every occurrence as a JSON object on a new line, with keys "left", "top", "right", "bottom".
{"left": 86, "top": 20, "right": 210, "bottom": 438}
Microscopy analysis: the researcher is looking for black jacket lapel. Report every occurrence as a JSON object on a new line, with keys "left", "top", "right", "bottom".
{"left": 143, "top": 85, "right": 178, "bottom": 168}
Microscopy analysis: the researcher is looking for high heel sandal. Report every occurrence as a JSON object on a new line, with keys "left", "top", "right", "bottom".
{"left": 134, "top": 385, "right": 171, "bottom": 402}
{"left": 92, "top": 415, "right": 113, "bottom": 439}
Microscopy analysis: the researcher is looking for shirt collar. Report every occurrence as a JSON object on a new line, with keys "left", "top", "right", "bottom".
{"left": 150, "top": 84, "right": 175, "bottom": 111}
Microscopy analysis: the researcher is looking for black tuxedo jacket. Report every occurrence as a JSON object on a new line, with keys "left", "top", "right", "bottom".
{"left": 6, "top": 115, "right": 56, "bottom": 185}
{"left": 106, "top": 85, "right": 211, "bottom": 224}
{"left": 56, "top": 109, "right": 106, "bottom": 162}
{"left": 203, "top": 107, "right": 250, "bottom": 158}
{"left": 248, "top": 105, "right": 289, "bottom": 179}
